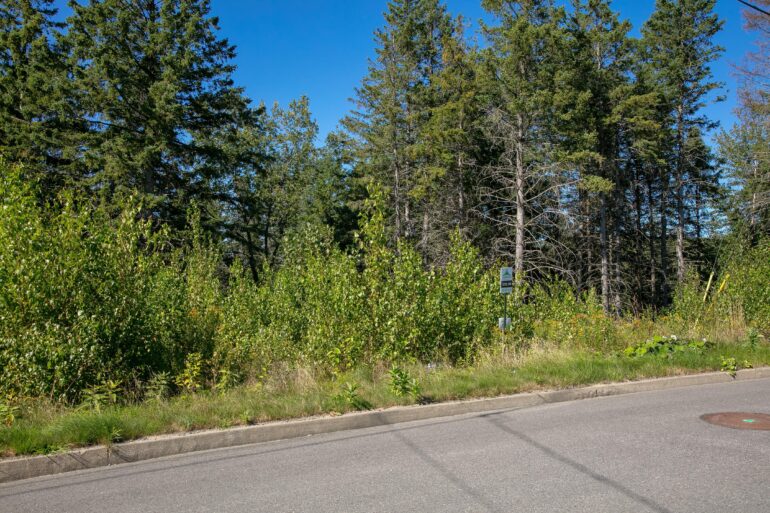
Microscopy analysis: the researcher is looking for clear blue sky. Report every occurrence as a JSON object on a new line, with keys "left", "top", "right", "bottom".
{"left": 55, "top": 1, "right": 761, "bottom": 143}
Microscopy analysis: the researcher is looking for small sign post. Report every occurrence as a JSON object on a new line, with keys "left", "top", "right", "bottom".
{"left": 499, "top": 267, "right": 513, "bottom": 332}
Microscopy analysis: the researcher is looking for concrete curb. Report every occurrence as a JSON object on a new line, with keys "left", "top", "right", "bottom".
{"left": 2, "top": 367, "right": 769, "bottom": 484}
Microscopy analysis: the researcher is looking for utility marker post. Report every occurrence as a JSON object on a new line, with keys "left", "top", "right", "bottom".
{"left": 499, "top": 267, "right": 513, "bottom": 332}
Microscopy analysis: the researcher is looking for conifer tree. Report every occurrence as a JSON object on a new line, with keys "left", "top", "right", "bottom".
{"left": 412, "top": 20, "right": 487, "bottom": 262}
{"left": 344, "top": 0, "right": 458, "bottom": 251}
{"left": 478, "top": 0, "right": 564, "bottom": 288}
{"left": 555, "top": 0, "right": 633, "bottom": 313}
{"left": 718, "top": 0, "right": 769, "bottom": 240}
{"left": 0, "top": 0, "right": 75, "bottom": 189}
{"left": 641, "top": 0, "right": 723, "bottom": 284}
{"left": 62, "top": 0, "right": 250, "bottom": 227}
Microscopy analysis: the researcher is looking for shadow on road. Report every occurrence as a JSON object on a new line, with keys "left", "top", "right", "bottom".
{"left": 481, "top": 412, "right": 674, "bottom": 513}
{"left": 390, "top": 428, "right": 506, "bottom": 513}
{"left": 0, "top": 408, "right": 520, "bottom": 499}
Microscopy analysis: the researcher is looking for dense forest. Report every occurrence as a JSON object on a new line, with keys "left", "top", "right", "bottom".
{"left": 0, "top": 0, "right": 768, "bottom": 403}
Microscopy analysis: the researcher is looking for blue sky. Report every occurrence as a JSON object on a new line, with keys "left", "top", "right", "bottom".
{"left": 55, "top": 1, "right": 761, "bottom": 143}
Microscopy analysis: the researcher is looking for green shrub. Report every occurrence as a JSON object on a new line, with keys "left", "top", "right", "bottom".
{"left": 175, "top": 353, "right": 205, "bottom": 394}
{"left": 144, "top": 372, "right": 172, "bottom": 402}
{"left": 388, "top": 367, "right": 420, "bottom": 398}
{"left": 1, "top": 160, "right": 766, "bottom": 407}
{"left": 728, "top": 240, "right": 770, "bottom": 335}
{"left": 332, "top": 382, "right": 371, "bottom": 411}
{"left": 528, "top": 281, "right": 618, "bottom": 350}
{"left": 0, "top": 401, "right": 19, "bottom": 427}
{"left": 214, "top": 193, "right": 499, "bottom": 383}
{"left": 0, "top": 162, "right": 221, "bottom": 402}
{"left": 623, "top": 335, "right": 710, "bottom": 358}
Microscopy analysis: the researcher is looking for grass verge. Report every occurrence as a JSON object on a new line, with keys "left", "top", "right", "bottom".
{"left": 2, "top": 340, "right": 768, "bottom": 458}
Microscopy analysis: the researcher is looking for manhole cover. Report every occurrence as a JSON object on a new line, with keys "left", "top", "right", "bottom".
{"left": 701, "top": 412, "right": 770, "bottom": 430}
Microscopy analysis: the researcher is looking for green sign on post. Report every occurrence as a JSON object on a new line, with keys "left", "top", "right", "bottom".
{"left": 499, "top": 267, "right": 513, "bottom": 331}
{"left": 500, "top": 267, "right": 513, "bottom": 294}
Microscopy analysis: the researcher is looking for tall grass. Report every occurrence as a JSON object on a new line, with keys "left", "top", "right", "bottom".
{"left": 2, "top": 340, "right": 769, "bottom": 457}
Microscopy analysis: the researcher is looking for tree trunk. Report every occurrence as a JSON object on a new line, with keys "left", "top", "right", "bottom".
{"left": 676, "top": 184, "right": 686, "bottom": 282}
{"left": 514, "top": 116, "right": 526, "bottom": 290}
{"left": 613, "top": 230, "right": 623, "bottom": 316}
{"left": 659, "top": 171, "right": 670, "bottom": 304}
{"left": 600, "top": 193, "right": 610, "bottom": 314}
{"left": 646, "top": 174, "right": 657, "bottom": 305}
{"left": 675, "top": 104, "right": 686, "bottom": 283}
{"left": 421, "top": 208, "right": 430, "bottom": 255}
{"left": 393, "top": 157, "right": 402, "bottom": 241}
{"left": 633, "top": 166, "right": 645, "bottom": 309}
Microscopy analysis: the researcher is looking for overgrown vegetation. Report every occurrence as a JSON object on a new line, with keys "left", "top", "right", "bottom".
{"left": 2, "top": 340, "right": 769, "bottom": 458}
{"left": 1, "top": 0, "right": 769, "bottom": 457}
{"left": 1, "top": 160, "right": 768, "bottom": 456}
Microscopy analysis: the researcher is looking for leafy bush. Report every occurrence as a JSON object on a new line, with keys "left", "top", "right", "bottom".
{"left": 728, "top": 240, "right": 770, "bottom": 335}
{"left": 332, "top": 382, "right": 371, "bottom": 411}
{"left": 623, "top": 335, "right": 710, "bottom": 358}
{"left": 0, "top": 401, "right": 19, "bottom": 427}
{"left": 670, "top": 239, "right": 770, "bottom": 337}
{"left": 0, "top": 163, "right": 219, "bottom": 402}
{"left": 79, "top": 380, "right": 121, "bottom": 412}
{"left": 529, "top": 281, "right": 618, "bottom": 350}
{"left": 176, "top": 353, "right": 205, "bottom": 394}
{"left": 1, "top": 161, "right": 766, "bottom": 407}
{"left": 388, "top": 367, "right": 421, "bottom": 398}
{"left": 144, "top": 372, "right": 172, "bottom": 402}
{"left": 214, "top": 194, "right": 498, "bottom": 382}
{"left": 720, "top": 356, "right": 737, "bottom": 377}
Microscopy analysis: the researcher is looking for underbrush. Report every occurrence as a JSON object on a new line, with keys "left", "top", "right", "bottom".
{"left": 2, "top": 339, "right": 768, "bottom": 458}
{"left": 1, "top": 162, "right": 769, "bottom": 456}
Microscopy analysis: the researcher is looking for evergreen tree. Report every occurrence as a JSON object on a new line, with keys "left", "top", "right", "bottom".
{"left": 717, "top": 0, "right": 769, "bottom": 240}
{"left": 736, "top": 0, "right": 769, "bottom": 119}
{"left": 222, "top": 98, "right": 353, "bottom": 277}
{"left": 62, "top": 0, "right": 250, "bottom": 227}
{"left": 478, "top": 0, "right": 564, "bottom": 288}
{"left": 0, "top": 0, "right": 75, "bottom": 189}
{"left": 344, "top": 0, "right": 458, "bottom": 253}
{"left": 614, "top": 56, "right": 669, "bottom": 308}
{"left": 641, "top": 0, "right": 724, "bottom": 284}
{"left": 412, "top": 19, "right": 488, "bottom": 262}
{"left": 718, "top": 119, "right": 769, "bottom": 238}
{"left": 555, "top": 0, "right": 633, "bottom": 313}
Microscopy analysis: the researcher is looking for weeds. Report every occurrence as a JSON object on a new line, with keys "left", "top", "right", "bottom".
{"left": 145, "top": 372, "right": 172, "bottom": 402}
{"left": 623, "top": 335, "right": 711, "bottom": 358}
{"left": 333, "top": 382, "right": 371, "bottom": 411}
{"left": 2, "top": 341, "right": 769, "bottom": 458}
{"left": 720, "top": 356, "right": 738, "bottom": 377}
{"left": 0, "top": 402, "right": 19, "bottom": 427}
{"left": 388, "top": 367, "right": 421, "bottom": 398}
{"left": 176, "top": 353, "right": 204, "bottom": 394}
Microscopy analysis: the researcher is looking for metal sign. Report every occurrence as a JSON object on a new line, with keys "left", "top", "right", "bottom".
{"left": 499, "top": 267, "right": 513, "bottom": 294}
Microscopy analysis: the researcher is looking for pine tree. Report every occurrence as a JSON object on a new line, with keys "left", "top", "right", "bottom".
{"left": 641, "top": 0, "right": 724, "bottom": 284}
{"left": 718, "top": 120, "right": 769, "bottom": 238}
{"left": 478, "top": 0, "right": 564, "bottom": 288}
{"left": 555, "top": 0, "right": 633, "bottom": 313}
{"left": 343, "top": 0, "right": 458, "bottom": 251}
{"left": 613, "top": 56, "right": 667, "bottom": 308}
{"left": 61, "top": 0, "right": 250, "bottom": 227}
{"left": 736, "top": 0, "right": 769, "bottom": 119}
{"left": 412, "top": 19, "right": 487, "bottom": 262}
{"left": 221, "top": 98, "right": 353, "bottom": 277}
{"left": 0, "top": 0, "right": 75, "bottom": 189}
{"left": 717, "top": 0, "right": 769, "bottom": 239}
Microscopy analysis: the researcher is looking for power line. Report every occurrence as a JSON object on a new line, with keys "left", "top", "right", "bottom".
{"left": 737, "top": 0, "right": 770, "bottom": 18}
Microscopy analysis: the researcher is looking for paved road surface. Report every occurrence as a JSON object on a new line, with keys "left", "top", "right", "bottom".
{"left": 2, "top": 378, "right": 769, "bottom": 513}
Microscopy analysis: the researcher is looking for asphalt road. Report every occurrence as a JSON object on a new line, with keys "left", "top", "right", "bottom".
{"left": 2, "top": 378, "right": 769, "bottom": 513}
